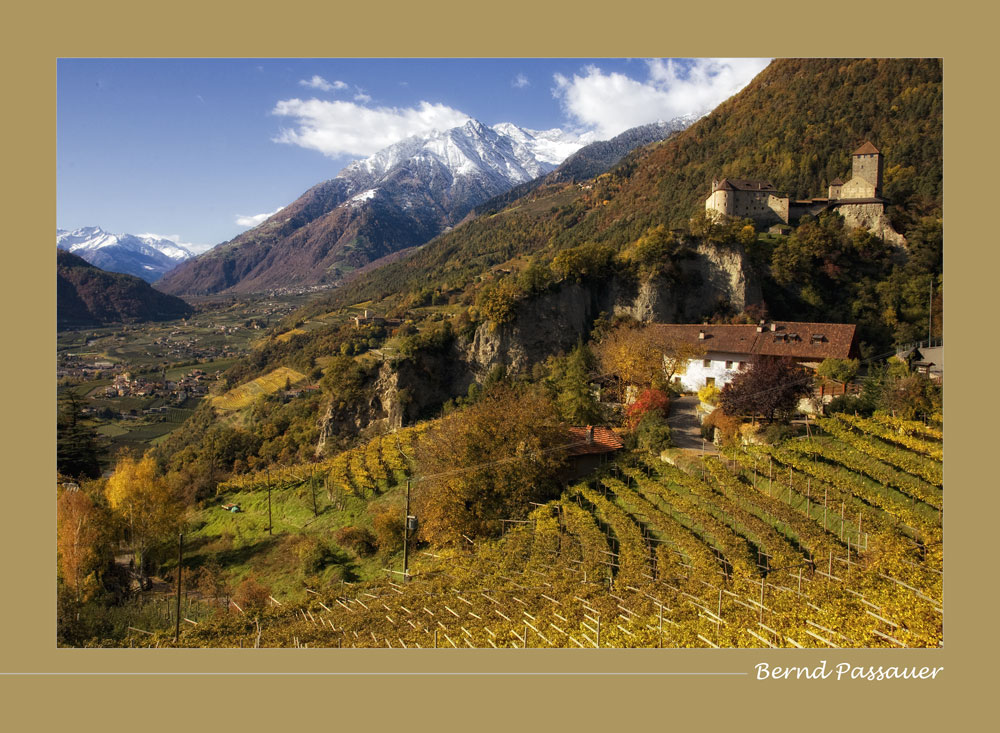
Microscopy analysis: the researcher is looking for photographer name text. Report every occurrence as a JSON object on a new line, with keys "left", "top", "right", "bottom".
{"left": 755, "top": 661, "right": 943, "bottom": 681}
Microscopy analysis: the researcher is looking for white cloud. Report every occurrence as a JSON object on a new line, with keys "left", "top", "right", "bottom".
{"left": 234, "top": 207, "right": 284, "bottom": 229}
{"left": 271, "top": 98, "right": 471, "bottom": 157}
{"left": 512, "top": 73, "right": 530, "bottom": 89}
{"left": 552, "top": 58, "right": 770, "bottom": 139}
{"left": 298, "top": 75, "right": 348, "bottom": 92}
{"left": 354, "top": 92, "right": 372, "bottom": 103}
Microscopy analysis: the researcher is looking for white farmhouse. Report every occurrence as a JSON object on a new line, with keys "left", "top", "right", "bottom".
{"left": 649, "top": 321, "right": 859, "bottom": 393}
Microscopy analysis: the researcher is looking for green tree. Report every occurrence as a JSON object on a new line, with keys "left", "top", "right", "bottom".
{"left": 816, "top": 358, "right": 860, "bottom": 383}
{"left": 554, "top": 344, "right": 603, "bottom": 425}
{"left": 549, "top": 242, "right": 617, "bottom": 283}
{"left": 477, "top": 278, "right": 523, "bottom": 328}
{"left": 518, "top": 256, "right": 554, "bottom": 294}
{"left": 57, "top": 390, "right": 102, "bottom": 479}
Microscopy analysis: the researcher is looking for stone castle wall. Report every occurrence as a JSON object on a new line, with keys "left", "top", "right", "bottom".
{"left": 706, "top": 189, "right": 788, "bottom": 225}
{"left": 705, "top": 189, "right": 733, "bottom": 217}
{"left": 839, "top": 176, "right": 877, "bottom": 200}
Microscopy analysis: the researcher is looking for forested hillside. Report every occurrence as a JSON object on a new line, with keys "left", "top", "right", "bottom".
{"left": 57, "top": 249, "right": 193, "bottom": 328}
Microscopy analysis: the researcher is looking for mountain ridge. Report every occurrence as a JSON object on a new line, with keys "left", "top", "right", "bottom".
{"left": 57, "top": 226, "right": 193, "bottom": 282}
{"left": 155, "top": 120, "right": 597, "bottom": 296}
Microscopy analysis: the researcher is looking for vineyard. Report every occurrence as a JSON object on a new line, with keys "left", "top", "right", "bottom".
{"left": 215, "top": 424, "right": 425, "bottom": 497}
{"left": 210, "top": 367, "right": 308, "bottom": 411}
{"left": 133, "top": 414, "right": 943, "bottom": 648}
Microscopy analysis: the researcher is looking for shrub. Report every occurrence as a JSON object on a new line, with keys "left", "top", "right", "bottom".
{"left": 372, "top": 507, "right": 405, "bottom": 555}
{"left": 233, "top": 575, "right": 271, "bottom": 612}
{"left": 702, "top": 408, "right": 741, "bottom": 446}
{"left": 636, "top": 412, "right": 672, "bottom": 454}
{"left": 697, "top": 383, "right": 720, "bottom": 405}
{"left": 296, "top": 537, "right": 343, "bottom": 575}
{"left": 334, "top": 526, "right": 377, "bottom": 557}
{"left": 761, "top": 422, "right": 799, "bottom": 444}
{"left": 826, "top": 394, "right": 869, "bottom": 416}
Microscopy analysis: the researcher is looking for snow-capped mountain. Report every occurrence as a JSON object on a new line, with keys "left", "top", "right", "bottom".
{"left": 158, "top": 120, "right": 596, "bottom": 295}
{"left": 490, "top": 123, "right": 598, "bottom": 167}
{"left": 335, "top": 120, "right": 591, "bottom": 203}
{"left": 56, "top": 227, "right": 193, "bottom": 282}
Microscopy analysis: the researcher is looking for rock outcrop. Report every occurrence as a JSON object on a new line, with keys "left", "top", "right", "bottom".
{"left": 315, "top": 241, "right": 760, "bottom": 454}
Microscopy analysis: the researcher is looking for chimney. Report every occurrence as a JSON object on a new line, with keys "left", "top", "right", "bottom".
{"left": 586, "top": 426, "right": 594, "bottom": 444}
{"left": 770, "top": 322, "right": 777, "bottom": 332}
{"left": 698, "top": 330, "right": 706, "bottom": 340}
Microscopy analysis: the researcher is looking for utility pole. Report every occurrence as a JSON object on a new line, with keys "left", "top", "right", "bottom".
{"left": 402, "top": 479, "right": 411, "bottom": 582}
{"left": 267, "top": 468, "right": 272, "bottom": 536}
{"left": 174, "top": 533, "right": 183, "bottom": 643}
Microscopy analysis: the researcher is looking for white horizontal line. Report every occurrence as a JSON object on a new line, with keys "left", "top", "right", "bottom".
{"left": 2, "top": 671, "right": 748, "bottom": 676}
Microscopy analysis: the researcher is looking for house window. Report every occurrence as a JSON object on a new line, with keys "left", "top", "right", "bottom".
{"left": 725, "top": 361, "right": 734, "bottom": 369}
{"left": 705, "top": 377, "right": 715, "bottom": 387}
{"left": 703, "top": 359, "right": 711, "bottom": 368}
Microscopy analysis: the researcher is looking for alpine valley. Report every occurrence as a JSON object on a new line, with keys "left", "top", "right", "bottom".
{"left": 56, "top": 59, "right": 944, "bottom": 653}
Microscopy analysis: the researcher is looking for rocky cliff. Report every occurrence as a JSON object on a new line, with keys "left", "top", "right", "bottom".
{"left": 314, "top": 241, "right": 760, "bottom": 451}
{"left": 467, "top": 241, "right": 760, "bottom": 375}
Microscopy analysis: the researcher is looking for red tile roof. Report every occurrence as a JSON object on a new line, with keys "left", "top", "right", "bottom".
{"left": 853, "top": 141, "right": 880, "bottom": 155}
{"left": 648, "top": 321, "right": 857, "bottom": 361}
{"left": 566, "top": 426, "right": 625, "bottom": 456}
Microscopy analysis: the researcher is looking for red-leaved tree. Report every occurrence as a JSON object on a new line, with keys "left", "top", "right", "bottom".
{"left": 625, "top": 388, "right": 671, "bottom": 429}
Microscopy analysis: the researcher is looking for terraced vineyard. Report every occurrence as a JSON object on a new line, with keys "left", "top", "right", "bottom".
{"left": 142, "top": 415, "right": 943, "bottom": 648}
{"left": 216, "top": 424, "right": 425, "bottom": 497}
{"left": 211, "top": 366, "right": 308, "bottom": 411}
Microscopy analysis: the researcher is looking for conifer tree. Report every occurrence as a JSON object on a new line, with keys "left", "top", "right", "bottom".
{"left": 555, "top": 344, "right": 603, "bottom": 425}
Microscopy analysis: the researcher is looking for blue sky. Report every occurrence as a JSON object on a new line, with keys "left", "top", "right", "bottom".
{"left": 57, "top": 58, "right": 770, "bottom": 252}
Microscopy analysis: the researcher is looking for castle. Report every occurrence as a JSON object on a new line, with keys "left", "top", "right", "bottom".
{"left": 705, "top": 142, "right": 905, "bottom": 245}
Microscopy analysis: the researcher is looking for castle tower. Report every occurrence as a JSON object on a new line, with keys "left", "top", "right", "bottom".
{"left": 851, "top": 141, "right": 883, "bottom": 198}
